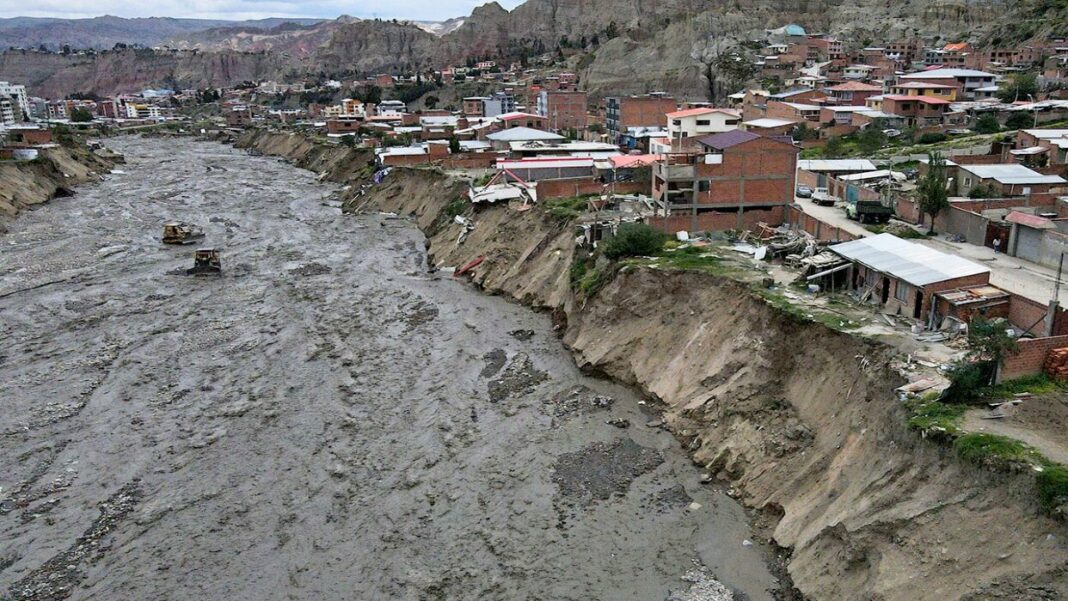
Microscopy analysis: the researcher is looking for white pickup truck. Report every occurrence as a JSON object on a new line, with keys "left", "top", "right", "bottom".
{"left": 810, "top": 187, "right": 840, "bottom": 206}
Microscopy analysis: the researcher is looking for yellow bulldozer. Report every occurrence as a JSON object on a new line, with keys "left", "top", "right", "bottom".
{"left": 162, "top": 222, "right": 205, "bottom": 245}
{"left": 187, "top": 248, "right": 222, "bottom": 275}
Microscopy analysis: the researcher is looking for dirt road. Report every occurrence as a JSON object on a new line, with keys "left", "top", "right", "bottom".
{"left": 0, "top": 137, "right": 780, "bottom": 601}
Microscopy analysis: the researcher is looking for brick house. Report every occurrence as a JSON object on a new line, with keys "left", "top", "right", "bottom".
{"left": 651, "top": 130, "right": 798, "bottom": 232}
{"left": 498, "top": 112, "right": 548, "bottom": 130}
{"left": 877, "top": 95, "right": 951, "bottom": 127}
{"left": 604, "top": 93, "right": 676, "bottom": 143}
{"left": 887, "top": 81, "right": 958, "bottom": 101}
{"left": 956, "top": 164, "right": 1067, "bottom": 197}
{"left": 536, "top": 90, "right": 588, "bottom": 132}
{"left": 825, "top": 81, "right": 883, "bottom": 106}
{"left": 1016, "top": 129, "right": 1068, "bottom": 167}
{"left": 829, "top": 233, "right": 992, "bottom": 321}
{"left": 899, "top": 68, "right": 996, "bottom": 101}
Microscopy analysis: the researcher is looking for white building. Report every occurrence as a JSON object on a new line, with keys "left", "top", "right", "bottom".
{"left": 665, "top": 107, "right": 741, "bottom": 140}
{"left": 0, "top": 97, "right": 15, "bottom": 126}
{"left": 376, "top": 100, "right": 407, "bottom": 116}
{"left": 0, "top": 82, "right": 29, "bottom": 120}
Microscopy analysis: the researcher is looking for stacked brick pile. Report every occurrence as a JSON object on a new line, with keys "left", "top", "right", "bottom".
{"left": 1043, "top": 347, "right": 1068, "bottom": 380}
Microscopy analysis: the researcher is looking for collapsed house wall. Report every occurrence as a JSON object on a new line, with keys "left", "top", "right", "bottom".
{"left": 232, "top": 128, "right": 1068, "bottom": 601}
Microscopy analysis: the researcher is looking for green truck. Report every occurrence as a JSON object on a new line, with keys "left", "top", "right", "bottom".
{"left": 845, "top": 198, "right": 894, "bottom": 224}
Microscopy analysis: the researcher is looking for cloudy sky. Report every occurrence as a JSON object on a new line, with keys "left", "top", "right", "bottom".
{"left": 0, "top": 1, "right": 525, "bottom": 21}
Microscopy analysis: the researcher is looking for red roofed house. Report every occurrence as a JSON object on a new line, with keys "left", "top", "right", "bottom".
{"left": 498, "top": 112, "right": 548, "bottom": 130}
{"left": 651, "top": 129, "right": 798, "bottom": 232}
{"left": 888, "top": 81, "right": 958, "bottom": 101}
{"left": 879, "top": 95, "right": 951, "bottom": 127}
{"left": 825, "top": 81, "right": 883, "bottom": 106}
{"left": 665, "top": 107, "right": 741, "bottom": 141}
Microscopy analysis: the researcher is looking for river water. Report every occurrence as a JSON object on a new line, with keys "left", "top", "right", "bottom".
{"left": 0, "top": 137, "right": 780, "bottom": 601}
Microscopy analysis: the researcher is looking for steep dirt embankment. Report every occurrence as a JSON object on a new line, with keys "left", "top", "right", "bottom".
{"left": 0, "top": 145, "right": 113, "bottom": 227}
{"left": 234, "top": 129, "right": 1067, "bottom": 601}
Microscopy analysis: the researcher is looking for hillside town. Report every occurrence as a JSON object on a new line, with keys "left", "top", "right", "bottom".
{"left": 3, "top": 12, "right": 1068, "bottom": 601}
{"left": 8, "top": 26, "right": 1068, "bottom": 373}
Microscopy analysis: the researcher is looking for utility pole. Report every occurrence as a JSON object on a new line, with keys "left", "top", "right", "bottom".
{"left": 1047, "top": 251, "right": 1065, "bottom": 337}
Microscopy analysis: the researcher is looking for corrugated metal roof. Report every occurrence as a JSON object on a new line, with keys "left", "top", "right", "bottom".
{"left": 797, "top": 159, "right": 876, "bottom": 172}
{"left": 902, "top": 68, "right": 995, "bottom": 79}
{"left": 962, "top": 164, "right": 1067, "bottom": 185}
{"left": 486, "top": 127, "right": 564, "bottom": 142}
{"left": 829, "top": 233, "right": 989, "bottom": 287}
{"left": 696, "top": 130, "right": 761, "bottom": 150}
{"left": 1005, "top": 210, "right": 1056, "bottom": 229}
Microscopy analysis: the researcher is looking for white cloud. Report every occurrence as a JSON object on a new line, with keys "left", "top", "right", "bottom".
{"left": 0, "top": 0, "right": 524, "bottom": 21}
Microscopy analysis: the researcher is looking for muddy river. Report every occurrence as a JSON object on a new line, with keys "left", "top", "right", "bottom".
{"left": 0, "top": 137, "right": 780, "bottom": 601}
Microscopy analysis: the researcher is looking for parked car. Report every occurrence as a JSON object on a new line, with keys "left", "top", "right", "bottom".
{"left": 796, "top": 185, "right": 813, "bottom": 198}
{"left": 882, "top": 129, "right": 902, "bottom": 138}
{"left": 946, "top": 129, "right": 972, "bottom": 136}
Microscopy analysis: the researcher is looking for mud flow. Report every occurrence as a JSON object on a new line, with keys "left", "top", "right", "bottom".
{"left": 0, "top": 137, "right": 779, "bottom": 601}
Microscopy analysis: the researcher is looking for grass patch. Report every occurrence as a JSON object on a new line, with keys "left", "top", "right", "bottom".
{"left": 754, "top": 288, "right": 862, "bottom": 331}
{"left": 1037, "top": 465, "right": 1068, "bottom": 511}
{"left": 986, "top": 373, "right": 1064, "bottom": 399}
{"left": 906, "top": 399, "right": 967, "bottom": 437}
{"left": 953, "top": 433, "right": 1046, "bottom": 469}
{"left": 569, "top": 255, "right": 612, "bottom": 299}
{"left": 545, "top": 196, "right": 592, "bottom": 221}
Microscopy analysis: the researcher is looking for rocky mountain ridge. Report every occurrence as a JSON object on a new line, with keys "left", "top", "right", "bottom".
{"left": 0, "top": 15, "right": 323, "bottom": 51}
{"left": 0, "top": 0, "right": 1029, "bottom": 98}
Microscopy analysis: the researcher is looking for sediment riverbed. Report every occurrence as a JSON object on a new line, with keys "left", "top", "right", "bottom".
{"left": 0, "top": 137, "right": 783, "bottom": 600}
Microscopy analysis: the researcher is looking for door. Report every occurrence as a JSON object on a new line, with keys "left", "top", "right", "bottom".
{"left": 881, "top": 277, "right": 890, "bottom": 304}
{"left": 914, "top": 290, "right": 923, "bottom": 319}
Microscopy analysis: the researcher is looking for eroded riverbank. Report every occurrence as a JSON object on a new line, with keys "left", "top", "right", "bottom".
{"left": 0, "top": 137, "right": 784, "bottom": 600}
{"left": 226, "top": 129, "right": 1067, "bottom": 600}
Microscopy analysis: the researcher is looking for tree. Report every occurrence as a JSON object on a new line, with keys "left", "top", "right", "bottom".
{"left": 1004, "top": 111, "right": 1035, "bottom": 130}
{"left": 917, "top": 152, "right": 949, "bottom": 234}
{"left": 358, "top": 85, "right": 382, "bottom": 105}
{"left": 70, "top": 107, "right": 94, "bottom": 123}
{"left": 973, "top": 113, "right": 1001, "bottom": 134}
{"left": 448, "top": 135, "right": 461, "bottom": 154}
{"left": 857, "top": 127, "right": 887, "bottom": 154}
{"left": 791, "top": 123, "right": 818, "bottom": 142}
{"left": 824, "top": 136, "right": 845, "bottom": 157}
{"left": 424, "top": 95, "right": 439, "bottom": 109}
{"left": 967, "top": 316, "right": 1019, "bottom": 384}
{"left": 996, "top": 73, "right": 1038, "bottom": 103}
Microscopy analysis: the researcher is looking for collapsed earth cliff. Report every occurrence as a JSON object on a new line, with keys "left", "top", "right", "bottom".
{"left": 232, "top": 128, "right": 1067, "bottom": 601}
{"left": 0, "top": 144, "right": 112, "bottom": 228}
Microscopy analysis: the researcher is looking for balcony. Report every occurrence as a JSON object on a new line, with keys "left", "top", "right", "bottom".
{"left": 656, "top": 163, "right": 695, "bottom": 181}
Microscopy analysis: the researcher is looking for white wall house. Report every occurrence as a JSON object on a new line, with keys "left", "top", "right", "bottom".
{"left": 665, "top": 107, "right": 741, "bottom": 140}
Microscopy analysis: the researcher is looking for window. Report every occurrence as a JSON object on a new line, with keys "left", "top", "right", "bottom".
{"left": 698, "top": 180, "right": 710, "bottom": 192}
{"left": 895, "top": 281, "right": 910, "bottom": 302}
{"left": 696, "top": 120, "right": 710, "bottom": 126}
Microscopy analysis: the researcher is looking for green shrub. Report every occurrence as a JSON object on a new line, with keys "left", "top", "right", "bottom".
{"left": 974, "top": 114, "right": 1001, "bottom": 134}
{"left": 601, "top": 223, "right": 667, "bottom": 260}
{"left": 546, "top": 196, "right": 590, "bottom": 220}
{"left": 444, "top": 197, "right": 466, "bottom": 219}
{"left": 942, "top": 361, "right": 990, "bottom": 403}
{"left": 917, "top": 132, "right": 947, "bottom": 144}
{"left": 1037, "top": 465, "right": 1068, "bottom": 511}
